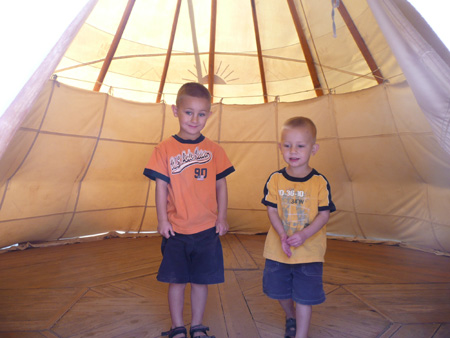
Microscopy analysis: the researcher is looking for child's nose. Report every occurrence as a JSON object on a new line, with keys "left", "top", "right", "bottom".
{"left": 191, "top": 114, "right": 198, "bottom": 122}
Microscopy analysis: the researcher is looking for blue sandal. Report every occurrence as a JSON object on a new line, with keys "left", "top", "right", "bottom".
{"left": 162, "top": 326, "right": 187, "bottom": 338}
{"left": 189, "top": 324, "right": 215, "bottom": 338}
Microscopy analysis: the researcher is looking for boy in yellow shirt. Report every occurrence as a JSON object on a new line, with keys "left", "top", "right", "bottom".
{"left": 144, "top": 83, "right": 235, "bottom": 338}
{"left": 261, "top": 117, "right": 335, "bottom": 338}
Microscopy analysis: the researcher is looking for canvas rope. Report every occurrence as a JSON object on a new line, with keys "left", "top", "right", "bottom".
{"left": 332, "top": 0, "right": 340, "bottom": 38}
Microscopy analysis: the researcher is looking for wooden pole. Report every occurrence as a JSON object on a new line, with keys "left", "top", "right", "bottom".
{"left": 287, "top": 0, "right": 323, "bottom": 96}
{"left": 156, "top": 0, "right": 183, "bottom": 103}
{"left": 338, "top": 0, "right": 384, "bottom": 84}
{"left": 93, "top": 0, "right": 135, "bottom": 92}
{"left": 208, "top": 0, "right": 217, "bottom": 102}
{"left": 251, "top": 0, "right": 268, "bottom": 103}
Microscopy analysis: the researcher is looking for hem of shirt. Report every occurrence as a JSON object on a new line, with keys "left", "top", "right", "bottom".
{"left": 263, "top": 252, "right": 325, "bottom": 264}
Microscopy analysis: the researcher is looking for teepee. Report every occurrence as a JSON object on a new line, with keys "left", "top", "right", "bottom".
{"left": 0, "top": 0, "right": 449, "bottom": 254}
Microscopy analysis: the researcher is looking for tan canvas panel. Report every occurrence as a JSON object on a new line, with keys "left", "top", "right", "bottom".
{"left": 358, "top": 214, "right": 439, "bottom": 250}
{"left": 387, "top": 82, "right": 433, "bottom": 133}
{"left": 227, "top": 209, "right": 271, "bottom": 234}
{"left": 102, "top": 97, "right": 164, "bottom": 144}
{"left": 0, "top": 134, "right": 96, "bottom": 220}
{"left": 140, "top": 207, "right": 158, "bottom": 233}
{"left": 64, "top": 208, "right": 145, "bottom": 238}
{"left": 77, "top": 142, "right": 153, "bottom": 211}
{"left": 0, "top": 130, "right": 36, "bottom": 185}
{"left": 278, "top": 96, "right": 337, "bottom": 140}
{"left": 41, "top": 84, "right": 105, "bottom": 137}
{"left": 221, "top": 103, "right": 277, "bottom": 142}
{"left": 0, "top": 214, "right": 71, "bottom": 249}
{"left": 334, "top": 85, "right": 398, "bottom": 138}
{"left": 222, "top": 142, "right": 278, "bottom": 211}
{"left": 327, "top": 211, "right": 363, "bottom": 239}
{"left": 20, "top": 82, "right": 55, "bottom": 130}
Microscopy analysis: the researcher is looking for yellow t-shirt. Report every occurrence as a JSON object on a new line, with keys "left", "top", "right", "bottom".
{"left": 261, "top": 168, "right": 336, "bottom": 264}
{"left": 144, "top": 135, "right": 235, "bottom": 234}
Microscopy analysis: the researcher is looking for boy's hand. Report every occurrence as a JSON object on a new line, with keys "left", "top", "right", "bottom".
{"left": 280, "top": 234, "right": 292, "bottom": 257}
{"left": 158, "top": 220, "right": 175, "bottom": 239}
{"left": 286, "top": 231, "right": 308, "bottom": 247}
{"left": 215, "top": 218, "right": 229, "bottom": 236}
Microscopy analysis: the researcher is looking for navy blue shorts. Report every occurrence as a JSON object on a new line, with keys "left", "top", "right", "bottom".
{"left": 263, "top": 259, "right": 325, "bottom": 305}
{"left": 156, "top": 227, "right": 224, "bottom": 285}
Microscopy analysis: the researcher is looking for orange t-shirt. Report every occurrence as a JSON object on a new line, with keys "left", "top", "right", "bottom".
{"left": 144, "top": 135, "right": 235, "bottom": 234}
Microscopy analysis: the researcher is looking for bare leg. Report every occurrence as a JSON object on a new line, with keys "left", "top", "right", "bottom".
{"left": 295, "top": 303, "right": 312, "bottom": 338}
{"left": 168, "top": 283, "right": 187, "bottom": 337}
{"left": 278, "top": 298, "right": 296, "bottom": 319}
{"left": 190, "top": 283, "right": 208, "bottom": 336}
{"left": 278, "top": 299, "right": 296, "bottom": 337}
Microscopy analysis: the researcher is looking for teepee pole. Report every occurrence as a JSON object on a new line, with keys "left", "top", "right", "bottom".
{"left": 338, "top": 0, "right": 384, "bottom": 84}
{"left": 157, "top": 0, "right": 182, "bottom": 103}
{"left": 287, "top": 0, "right": 323, "bottom": 96}
{"left": 187, "top": 0, "right": 203, "bottom": 82}
{"left": 208, "top": 0, "right": 217, "bottom": 102}
{"left": 251, "top": 0, "right": 268, "bottom": 103}
{"left": 93, "top": 0, "right": 135, "bottom": 92}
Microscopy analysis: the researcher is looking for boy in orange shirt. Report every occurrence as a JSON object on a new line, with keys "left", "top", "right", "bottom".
{"left": 144, "top": 83, "right": 235, "bottom": 338}
{"left": 261, "top": 117, "right": 335, "bottom": 338}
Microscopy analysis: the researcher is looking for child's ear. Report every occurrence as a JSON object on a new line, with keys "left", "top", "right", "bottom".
{"left": 312, "top": 143, "right": 320, "bottom": 155}
{"left": 172, "top": 104, "right": 178, "bottom": 117}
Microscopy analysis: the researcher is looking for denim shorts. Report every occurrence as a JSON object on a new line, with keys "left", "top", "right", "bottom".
{"left": 263, "top": 259, "right": 325, "bottom": 305}
{"left": 156, "top": 227, "right": 224, "bottom": 285}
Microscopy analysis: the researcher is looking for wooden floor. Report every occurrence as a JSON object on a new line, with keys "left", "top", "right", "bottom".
{"left": 0, "top": 234, "right": 449, "bottom": 338}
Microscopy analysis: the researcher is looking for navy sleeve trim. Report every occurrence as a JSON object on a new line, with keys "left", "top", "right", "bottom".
{"left": 216, "top": 166, "right": 235, "bottom": 180}
{"left": 261, "top": 199, "right": 277, "bottom": 208}
{"left": 143, "top": 168, "right": 170, "bottom": 183}
{"left": 319, "top": 204, "right": 336, "bottom": 213}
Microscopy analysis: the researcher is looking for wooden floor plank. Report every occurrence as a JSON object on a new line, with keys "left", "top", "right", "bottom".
{"left": 51, "top": 290, "right": 168, "bottom": 337}
{"left": 378, "top": 323, "right": 403, "bottom": 338}
{"left": 389, "top": 323, "right": 440, "bottom": 337}
{"left": 433, "top": 323, "right": 450, "bottom": 338}
{"left": 0, "top": 237, "right": 162, "bottom": 289}
{"left": 218, "top": 270, "right": 260, "bottom": 337}
{"left": 203, "top": 284, "right": 228, "bottom": 338}
{"left": 223, "top": 235, "right": 258, "bottom": 270}
{"left": 221, "top": 235, "right": 241, "bottom": 270}
{"left": 0, "top": 333, "right": 48, "bottom": 338}
{"left": 0, "top": 288, "right": 85, "bottom": 331}
{"left": 324, "top": 240, "right": 450, "bottom": 284}
{"left": 345, "top": 283, "right": 450, "bottom": 323}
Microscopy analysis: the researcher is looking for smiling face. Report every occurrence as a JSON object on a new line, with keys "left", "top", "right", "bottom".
{"left": 279, "top": 125, "right": 319, "bottom": 177}
{"left": 172, "top": 95, "right": 211, "bottom": 140}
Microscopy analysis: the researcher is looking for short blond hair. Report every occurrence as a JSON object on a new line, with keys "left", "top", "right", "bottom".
{"left": 282, "top": 116, "right": 317, "bottom": 140}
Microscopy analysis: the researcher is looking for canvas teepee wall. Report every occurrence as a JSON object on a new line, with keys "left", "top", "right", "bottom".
{"left": 0, "top": 0, "right": 449, "bottom": 254}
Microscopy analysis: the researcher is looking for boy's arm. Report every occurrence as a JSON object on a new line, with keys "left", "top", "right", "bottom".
{"left": 286, "top": 210, "right": 330, "bottom": 247}
{"left": 267, "top": 206, "right": 292, "bottom": 257}
{"left": 155, "top": 178, "right": 175, "bottom": 238}
{"left": 215, "top": 178, "right": 229, "bottom": 236}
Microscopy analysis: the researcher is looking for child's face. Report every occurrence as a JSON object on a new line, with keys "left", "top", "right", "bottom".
{"left": 279, "top": 126, "right": 319, "bottom": 174}
{"left": 172, "top": 95, "right": 211, "bottom": 140}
